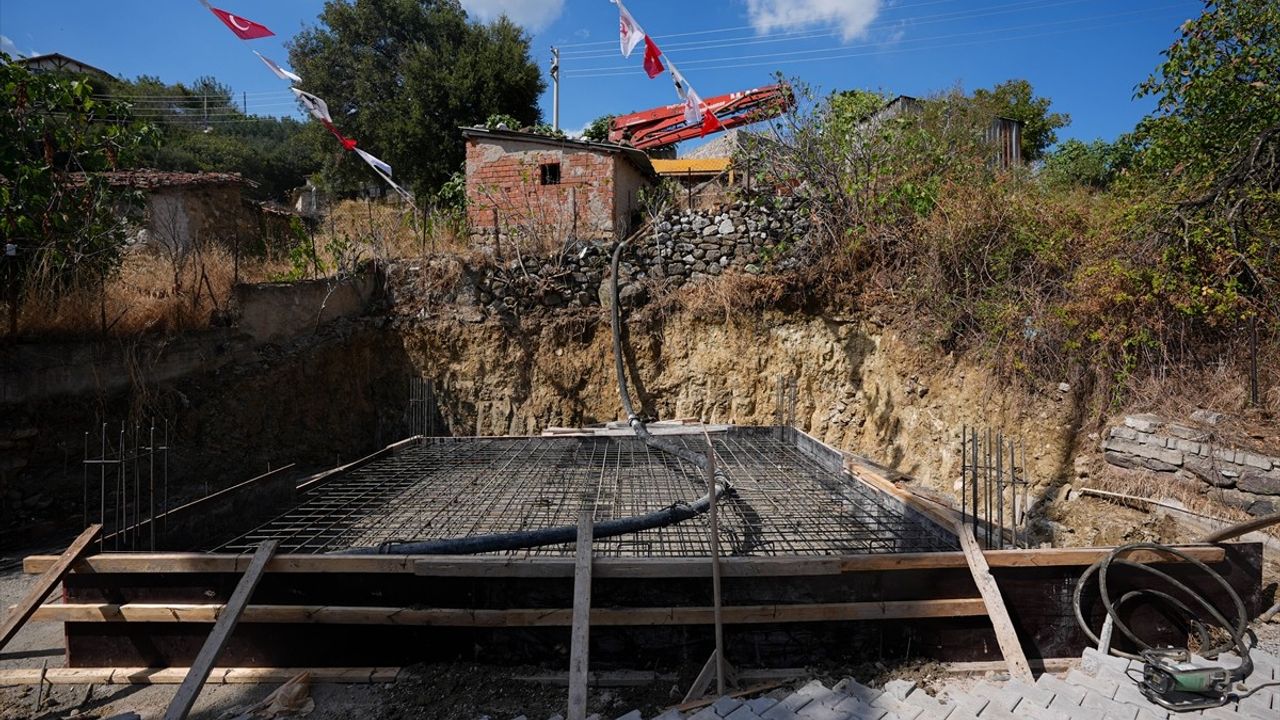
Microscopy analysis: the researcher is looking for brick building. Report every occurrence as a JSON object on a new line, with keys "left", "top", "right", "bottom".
{"left": 463, "top": 127, "right": 656, "bottom": 243}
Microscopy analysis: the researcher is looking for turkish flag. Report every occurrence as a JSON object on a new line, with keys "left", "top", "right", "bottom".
{"left": 207, "top": 5, "right": 275, "bottom": 40}
{"left": 700, "top": 110, "right": 723, "bottom": 138}
{"left": 643, "top": 36, "right": 664, "bottom": 79}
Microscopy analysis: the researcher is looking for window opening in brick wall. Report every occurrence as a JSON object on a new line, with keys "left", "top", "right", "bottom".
{"left": 540, "top": 162, "right": 561, "bottom": 185}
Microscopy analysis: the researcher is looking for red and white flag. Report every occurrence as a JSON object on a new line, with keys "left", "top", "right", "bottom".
{"left": 354, "top": 148, "right": 393, "bottom": 177}
{"left": 614, "top": 0, "right": 644, "bottom": 58}
{"left": 203, "top": 2, "right": 275, "bottom": 40}
{"left": 292, "top": 88, "right": 332, "bottom": 123}
{"left": 323, "top": 120, "right": 358, "bottom": 151}
{"left": 670, "top": 65, "right": 722, "bottom": 136}
{"left": 642, "top": 36, "right": 664, "bottom": 79}
{"left": 254, "top": 51, "right": 301, "bottom": 84}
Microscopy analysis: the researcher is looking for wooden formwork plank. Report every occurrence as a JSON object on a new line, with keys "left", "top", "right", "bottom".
{"left": 22, "top": 546, "right": 1227, "bottom": 576}
{"left": 567, "top": 509, "right": 594, "bottom": 720}
{"left": 955, "top": 523, "right": 1034, "bottom": 683}
{"left": 0, "top": 524, "right": 101, "bottom": 652}
{"left": 27, "top": 598, "right": 989, "bottom": 626}
{"left": 164, "top": 540, "right": 278, "bottom": 720}
{"left": 0, "top": 667, "right": 399, "bottom": 685}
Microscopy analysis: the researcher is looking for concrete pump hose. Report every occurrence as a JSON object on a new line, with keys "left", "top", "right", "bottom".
{"left": 1071, "top": 542, "right": 1252, "bottom": 681}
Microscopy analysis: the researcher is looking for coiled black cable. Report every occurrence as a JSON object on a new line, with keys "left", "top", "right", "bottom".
{"left": 1072, "top": 542, "right": 1253, "bottom": 680}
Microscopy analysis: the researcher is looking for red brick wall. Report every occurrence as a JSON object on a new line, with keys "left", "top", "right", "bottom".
{"left": 465, "top": 137, "right": 623, "bottom": 241}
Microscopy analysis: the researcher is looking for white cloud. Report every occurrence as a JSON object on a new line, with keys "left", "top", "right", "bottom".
{"left": 1, "top": 35, "right": 22, "bottom": 57}
{"left": 461, "top": 0, "right": 565, "bottom": 33}
{"left": 744, "top": 0, "right": 882, "bottom": 42}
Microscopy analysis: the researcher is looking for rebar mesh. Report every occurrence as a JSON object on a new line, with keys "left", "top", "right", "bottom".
{"left": 216, "top": 428, "right": 958, "bottom": 556}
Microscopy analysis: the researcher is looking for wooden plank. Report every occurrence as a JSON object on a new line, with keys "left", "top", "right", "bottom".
{"left": 28, "top": 598, "right": 989, "bottom": 626}
{"left": 0, "top": 524, "right": 101, "bottom": 652}
{"left": 681, "top": 650, "right": 718, "bottom": 704}
{"left": 0, "top": 667, "right": 399, "bottom": 686}
{"left": 955, "top": 523, "right": 1033, "bottom": 683}
{"left": 567, "top": 509, "right": 593, "bottom": 720}
{"left": 164, "top": 540, "right": 278, "bottom": 720}
{"left": 23, "top": 545, "right": 1227, "bottom": 577}
{"left": 707, "top": 441, "right": 725, "bottom": 696}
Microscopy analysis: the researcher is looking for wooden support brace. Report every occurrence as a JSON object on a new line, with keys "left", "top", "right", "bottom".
{"left": 955, "top": 522, "right": 1033, "bottom": 682}
{"left": 0, "top": 524, "right": 101, "bottom": 652}
{"left": 567, "top": 509, "right": 593, "bottom": 720}
{"left": 164, "top": 540, "right": 277, "bottom": 720}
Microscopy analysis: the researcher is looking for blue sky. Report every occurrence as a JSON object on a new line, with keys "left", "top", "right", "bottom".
{"left": 1, "top": 0, "right": 1199, "bottom": 149}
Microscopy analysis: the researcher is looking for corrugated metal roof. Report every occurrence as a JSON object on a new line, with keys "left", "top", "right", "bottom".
{"left": 651, "top": 158, "right": 730, "bottom": 175}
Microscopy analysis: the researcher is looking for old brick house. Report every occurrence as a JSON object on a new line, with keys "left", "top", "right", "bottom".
{"left": 463, "top": 127, "right": 656, "bottom": 243}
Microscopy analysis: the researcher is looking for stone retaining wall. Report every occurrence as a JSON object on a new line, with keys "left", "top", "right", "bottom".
{"left": 1103, "top": 412, "right": 1279, "bottom": 516}
{"left": 461, "top": 198, "right": 809, "bottom": 316}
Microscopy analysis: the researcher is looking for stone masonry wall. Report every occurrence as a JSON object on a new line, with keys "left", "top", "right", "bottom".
{"left": 1103, "top": 411, "right": 1280, "bottom": 516}
{"left": 393, "top": 199, "right": 811, "bottom": 317}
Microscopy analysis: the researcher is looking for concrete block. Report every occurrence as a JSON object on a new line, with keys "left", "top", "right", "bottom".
{"left": 1099, "top": 707, "right": 1138, "bottom": 720}
{"left": 1213, "top": 447, "right": 1241, "bottom": 464}
{"left": 1241, "top": 452, "right": 1275, "bottom": 470}
{"left": 1109, "top": 426, "right": 1139, "bottom": 441}
{"left": 1082, "top": 649, "right": 1132, "bottom": 677}
{"left": 1132, "top": 442, "right": 1183, "bottom": 467}
{"left": 1035, "top": 675, "right": 1085, "bottom": 707}
{"left": 746, "top": 698, "right": 780, "bottom": 715}
{"left": 970, "top": 683, "right": 1017, "bottom": 712}
{"left": 881, "top": 680, "right": 917, "bottom": 702}
{"left": 725, "top": 705, "right": 765, "bottom": 720}
{"left": 1005, "top": 679, "right": 1054, "bottom": 708}
{"left": 1066, "top": 668, "right": 1118, "bottom": 698}
{"left": 899, "top": 690, "right": 950, "bottom": 716}
{"left": 795, "top": 702, "right": 854, "bottom": 720}
{"left": 1165, "top": 422, "right": 1208, "bottom": 441}
{"left": 691, "top": 708, "right": 724, "bottom": 720}
{"left": 764, "top": 692, "right": 814, "bottom": 719}
{"left": 1172, "top": 438, "right": 1206, "bottom": 455}
{"left": 832, "top": 679, "right": 882, "bottom": 706}
{"left": 712, "top": 697, "right": 746, "bottom": 716}
{"left": 1124, "top": 414, "right": 1162, "bottom": 433}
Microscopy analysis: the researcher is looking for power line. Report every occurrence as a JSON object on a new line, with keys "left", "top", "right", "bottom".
{"left": 561, "top": 0, "right": 1099, "bottom": 59}
{"left": 555, "top": 0, "right": 970, "bottom": 49}
{"left": 564, "top": 4, "right": 1186, "bottom": 78}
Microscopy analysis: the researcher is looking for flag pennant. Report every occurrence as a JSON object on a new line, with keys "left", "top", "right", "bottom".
{"left": 614, "top": 0, "right": 644, "bottom": 58}
{"left": 255, "top": 51, "right": 302, "bottom": 84}
{"left": 205, "top": 4, "right": 275, "bottom": 40}
{"left": 292, "top": 88, "right": 332, "bottom": 123}
{"left": 355, "top": 148, "right": 393, "bottom": 177}
{"left": 700, "top": 109, "right": 723, "bottom": 137}
{"left": 322, "top": 119, "right": 358, "bottom": 151}
{"left": 642, "top": 36, "right": 664, "bottom": 79}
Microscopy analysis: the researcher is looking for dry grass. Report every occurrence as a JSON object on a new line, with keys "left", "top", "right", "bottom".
{"left": 652, "top": 271, "right": 790, "bottom": 325}
{"left": 1083, "top": 462, "right": 1280, "bottom": 540}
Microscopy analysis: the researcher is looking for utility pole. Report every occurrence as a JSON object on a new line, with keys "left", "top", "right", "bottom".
{"left": 243, "top": 91, "right": 247, "bottom": 115}
{"left": 550, "top": 47, "right": 560, "bottom": 132}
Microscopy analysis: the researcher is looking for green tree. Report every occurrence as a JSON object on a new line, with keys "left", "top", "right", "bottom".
{"left": 582, "top": 114, "right": 615, "bottom": 142}
{"left": 1042, "top": 136, "right": 1135, "bottom": 189}
{"left": 107, "top": 75, "right": 323, "bottom": 201}
{"left": 972, "top": 79, "right": 1069, "bottom": 161}
{"left": 288, "top": 0, "right": 545, "bottom": 198}
{"left": 0, "top": 53, "right": 156, "bottom": 334}
{"left": 1128, "top": 0, "right": 1279, "bottom": 325}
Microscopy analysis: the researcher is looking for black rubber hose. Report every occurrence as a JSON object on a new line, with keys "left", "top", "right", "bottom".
{"left": 341, "top": 235, "right": 729, "bottom": 555}
{"left": 1072, "top": 542, "right": 1253, "bottom": 681}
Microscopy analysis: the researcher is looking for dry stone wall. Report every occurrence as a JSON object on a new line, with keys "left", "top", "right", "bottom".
{"left": 1103, "top": 413, "right": 1280, "bottom": 516}
{"left": 448, "top": 199, "right": 809, "bottom": 316}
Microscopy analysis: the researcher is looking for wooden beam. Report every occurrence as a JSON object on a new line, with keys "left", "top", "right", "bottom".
{"left": 0, "top": 667, "right": 399, "bottom": 686}
{"left": 27, "top": 598, "right": 989, "bottom": 626}
{"left": 955, "top": 523, "right": 1033, "bottom": 683}
{"left": 22, "top": 545, "right": 1227, "bottom": 577}
{"left": 567, "top": 509, "right": 593, "bottom": 720}
{"left": 681, "top": 650, "right": 719, "bottom": 704}
{"left": 164, "top": 540, "right": 277, "bottom": 720}
{"left": 0, "top": 524, "right": 101, "bottom": 652}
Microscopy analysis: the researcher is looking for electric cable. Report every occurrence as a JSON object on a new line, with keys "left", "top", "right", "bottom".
{"left": 1072, "top": 541, "right": 1269, "bottom": 708}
